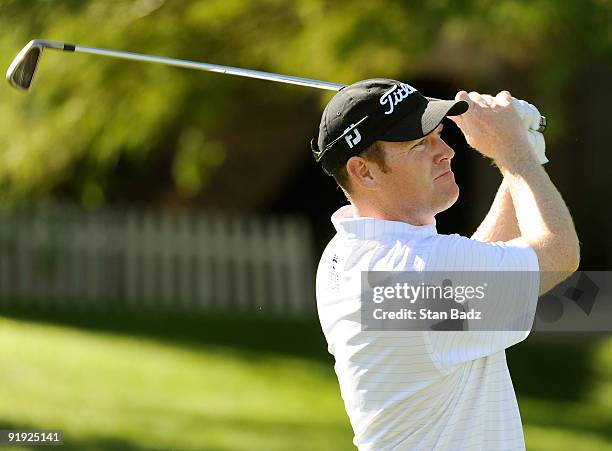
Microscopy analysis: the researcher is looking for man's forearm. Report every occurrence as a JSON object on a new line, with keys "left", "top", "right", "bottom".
{"left": 471, "top": 179, "right": 520, "bottom": 243}
{"left": 499, "top": 149, "right": 580, "bottom": 294}
{"left": 450, "top": 89, "right": 579, "bottom": 295}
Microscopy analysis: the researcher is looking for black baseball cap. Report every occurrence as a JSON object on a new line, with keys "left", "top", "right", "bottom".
{"left": 311, "top": 78, "right": 469, "bottom": 176}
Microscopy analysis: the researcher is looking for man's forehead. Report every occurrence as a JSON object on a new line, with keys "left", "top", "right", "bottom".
{"left": 401, "top": 122, "right": 444, "bottom": 145}
{"left": 426, "top": 122, "right": 444, "bottom": 136}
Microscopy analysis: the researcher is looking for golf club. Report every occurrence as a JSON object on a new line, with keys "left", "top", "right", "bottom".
{"left": 6, "top": 39, "right": 345, "bottom": 92}
{"left": 6, "top": 39, "right": 546, "bottom": 132}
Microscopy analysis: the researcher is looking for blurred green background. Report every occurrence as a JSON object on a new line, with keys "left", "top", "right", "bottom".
{"left": 1, "top": 0, "right": 611, "bottom": 450}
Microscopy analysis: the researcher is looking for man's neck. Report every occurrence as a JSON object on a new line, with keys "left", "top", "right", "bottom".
{"left": 350, "top": 201, "right": 435, "bottom": 226}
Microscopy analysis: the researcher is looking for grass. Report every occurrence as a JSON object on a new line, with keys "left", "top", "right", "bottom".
{"left": 0, "top": 308, "right": 611, "bottom": 450}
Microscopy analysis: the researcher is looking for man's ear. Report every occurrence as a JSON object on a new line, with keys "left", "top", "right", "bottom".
{"left": 346, "top": 156, "right": 378, "bottom": 190}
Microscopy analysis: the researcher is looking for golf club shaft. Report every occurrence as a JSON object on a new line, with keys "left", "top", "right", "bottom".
{"left": 7, "top": 40, "right": 547, "bottom": 132}
{"left": 56, "top": 41, "right": 345, "bottom": 91}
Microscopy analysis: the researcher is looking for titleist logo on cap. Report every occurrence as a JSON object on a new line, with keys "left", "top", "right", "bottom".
{"left": 380, "top": 83, "right": 417, "bottom": 115}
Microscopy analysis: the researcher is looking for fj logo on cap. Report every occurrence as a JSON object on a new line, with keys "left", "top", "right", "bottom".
{"left": 380, "top": 83, "right": 417, "bottom": 115}
{"left": 344, "top": 125, "right": 362, "bottom": 148}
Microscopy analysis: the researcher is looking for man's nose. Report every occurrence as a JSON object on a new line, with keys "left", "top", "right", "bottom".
{"left": 434, "top": 138, "right": 455, "bottom": 163}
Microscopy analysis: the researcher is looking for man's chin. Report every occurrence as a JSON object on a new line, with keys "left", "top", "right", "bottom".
{"left": 439, "top": 185, "right": 460, "bottom": 213}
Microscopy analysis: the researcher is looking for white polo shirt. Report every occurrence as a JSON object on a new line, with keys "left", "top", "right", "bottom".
{"left": 316, "top": 205, "right": 540, "bottom": 451}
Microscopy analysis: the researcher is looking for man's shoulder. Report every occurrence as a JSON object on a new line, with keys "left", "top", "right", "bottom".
{"left": 316, "top": 229, "right": 538, "bottom": 274}
{"left": 316, "top": 231, "right": 447, "bottom": 277}
{"left": 427, "top": 234, "right": 539, "bottom": 272}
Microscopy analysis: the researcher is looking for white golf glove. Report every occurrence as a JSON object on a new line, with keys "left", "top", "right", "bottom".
{"left": 510, "top": 97, "right": 548, "bottom": 164}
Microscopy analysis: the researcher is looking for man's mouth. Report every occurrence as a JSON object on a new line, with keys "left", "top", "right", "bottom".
{"left": 435, "top": 170, "right": 453, "bottom": 180}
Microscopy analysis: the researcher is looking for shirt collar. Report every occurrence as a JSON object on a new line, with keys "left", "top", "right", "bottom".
{"left": 331, "top": 205, "right": 437, "bottom": 239}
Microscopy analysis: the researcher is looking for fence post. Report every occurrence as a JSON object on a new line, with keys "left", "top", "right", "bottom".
{"left": 176, "top": 211, "right": 193, "bottom": 310}
{"left": 211, "top": 214, "right": 230, "bottom": 308}
{"left": 0, "top": 211, "right": 14, "bottom": 305}
{"left": 159, "top": 210, "right": 175, "bottom": 309}
{"left": 231, "top": 216, "right": 250, "bottom": 313}
{"left": 282, "top": 218, "right": 306, "bottom": 315}
{"left": 267, "top": 218, "right": 286, "bottom": 315}
{"left": 194, "top": 212, "right": 212, "bottom": 310}
{"left": 124, "top": 209, "right": 139, "bottom": 308}
{"left": 249, "top": 217, "right": 268, "bottom": 313}
{"left": 141, "top": 209, "right": 158, "bottom": 307}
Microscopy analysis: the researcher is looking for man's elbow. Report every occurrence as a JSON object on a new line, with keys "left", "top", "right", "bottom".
{"left": 567, "top": 239, "right": 581, "bottom": 272}
{"left": 537, "top": 237, "right": 580, "bottom": 296}
{"left": 555, "top": 235, "right": 580, "bottom": 276}
{"left": 539, "top": 231, "right": 579, "bottom": 270}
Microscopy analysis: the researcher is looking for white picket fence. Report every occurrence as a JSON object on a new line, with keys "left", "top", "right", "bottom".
{"left": 0, "top": 204, "right": 316, "bottom": 315}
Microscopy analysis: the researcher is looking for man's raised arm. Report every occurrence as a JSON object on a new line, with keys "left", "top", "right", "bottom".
{"left": 451, "top": 90, "right": 579, "bottom": 295}
{"left": 471, "top": 179, "right": 520, "bottom": 243}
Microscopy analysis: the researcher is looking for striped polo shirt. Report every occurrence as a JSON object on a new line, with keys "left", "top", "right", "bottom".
{"left": 316, "top": 205, "right": 539, "bottom": 450}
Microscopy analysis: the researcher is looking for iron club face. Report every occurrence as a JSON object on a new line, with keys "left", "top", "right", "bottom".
{"left": 6, "top": 40, "right": 43, "bottom": 90}
{"left": 6, "top": 40, "right": 68, "bottom": 90}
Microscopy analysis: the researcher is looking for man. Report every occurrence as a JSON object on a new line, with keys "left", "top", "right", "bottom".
{"left": 311, "top": 79, "right": 579, "bottom": 450}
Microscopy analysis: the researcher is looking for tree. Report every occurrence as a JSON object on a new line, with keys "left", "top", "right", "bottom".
{"left": 1, "top": 0, "right": 610, "bottom": 207}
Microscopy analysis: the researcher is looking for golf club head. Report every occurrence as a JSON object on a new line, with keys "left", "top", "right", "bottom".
{"left": 6, "top": 40, "right": 44, "bottom": 90}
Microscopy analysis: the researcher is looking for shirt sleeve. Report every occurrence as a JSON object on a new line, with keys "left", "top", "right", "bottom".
{"left": 423, "top": 234, "right": 540, "bottom": 371}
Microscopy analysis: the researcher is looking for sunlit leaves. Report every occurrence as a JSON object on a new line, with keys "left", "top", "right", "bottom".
{"left": 0, "top": 0, "right": 610, "bottom": 205}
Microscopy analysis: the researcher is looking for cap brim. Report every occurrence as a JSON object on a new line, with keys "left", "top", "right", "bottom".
{"left": 380, "top": 99, "right": 469, "bottom": 142}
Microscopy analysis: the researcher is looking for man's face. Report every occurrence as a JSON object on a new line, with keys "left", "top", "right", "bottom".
{"left": 374, "top": 123, "right": 459, "bottom": 220}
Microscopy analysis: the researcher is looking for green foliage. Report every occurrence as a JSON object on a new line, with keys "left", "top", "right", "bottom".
{"left": 0, "top": 0, "right": 610, "bottom": 205}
